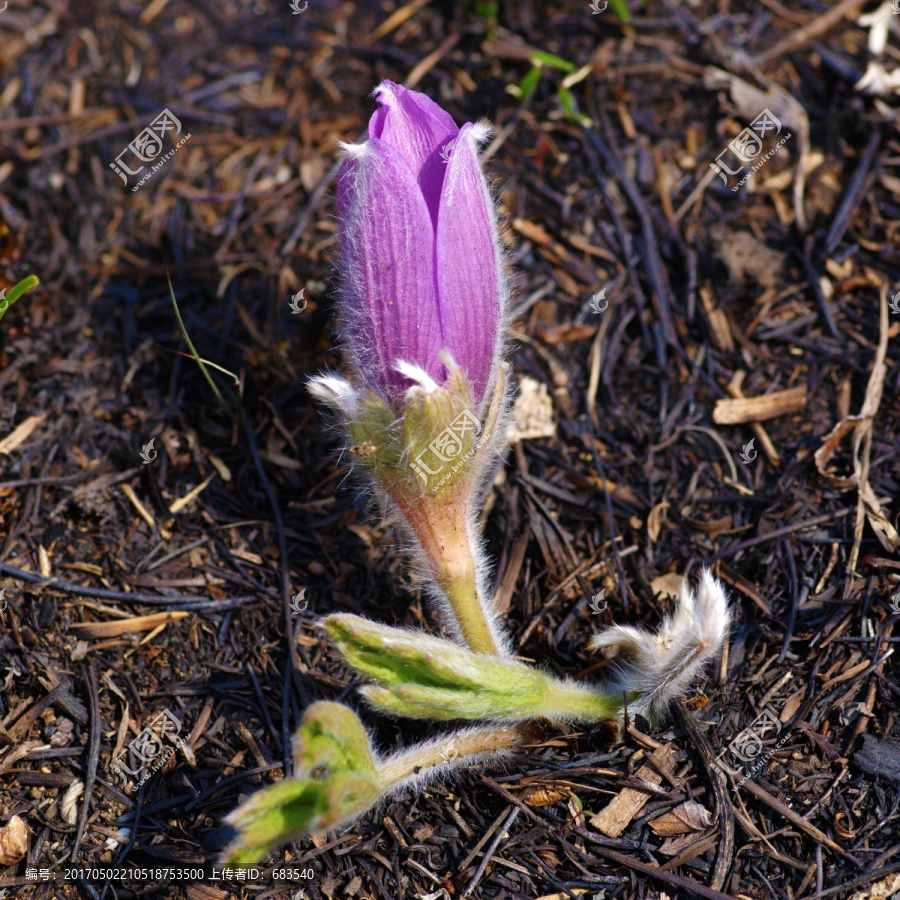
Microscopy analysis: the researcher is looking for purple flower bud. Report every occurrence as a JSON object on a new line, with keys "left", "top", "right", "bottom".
{"left": 336, "top": 81, "right": 506, "bottom": 409}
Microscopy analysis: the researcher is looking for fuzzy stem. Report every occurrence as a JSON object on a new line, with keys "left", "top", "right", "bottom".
{"left": 378, "top": 724, "right": 520, "bottom": 785}
{"left": 395, "top": 491, "right": 501, "bottom": 656}
{"left": 539, "top": 681, "right": 623, "bottom": 721}
{"left": 436, "top": 547, "right": 498, "bottom": 656}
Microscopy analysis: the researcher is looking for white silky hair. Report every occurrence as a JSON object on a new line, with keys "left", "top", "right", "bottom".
{"left": 395, "top": 360, "right": 440, "bottom": 394}
{"left": 307, "top": 373, "right": 360, "bottom": 416}
{"left": 589, "top": 569, "right": 732, "bottom": 719}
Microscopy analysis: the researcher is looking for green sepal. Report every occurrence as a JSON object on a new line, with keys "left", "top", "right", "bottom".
{"left": 222, "top": 702, "right": 381, "bottom": 869}
{"left": 324, "top": 614, "right": 536, "bottom": 693}
{"left": 293, "top": 701, "right": 377, "bottom": 778}
{"left": 360, "top": 683, "right": 546, "bottom": 721}
{"left": 221, "top": 771, "right": 380, "bottom": 868}
{"left": 402, "top": 364, "right": 481, "bottom": 496}
{"left": 346, "top": 390, "right": 403, "bottom": 473}
{"left": 342, "top": 364, "right": 491, "bottom": 499}
{"left": 223, "top": 779, "right": 327, "bottom": 867}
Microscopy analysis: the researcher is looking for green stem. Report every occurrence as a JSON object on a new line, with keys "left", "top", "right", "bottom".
{"left": 540, "top": 680, "right": 623, "bottom": 721}
{"left": 437, "top": 552, "right": 498, "bottom": 656}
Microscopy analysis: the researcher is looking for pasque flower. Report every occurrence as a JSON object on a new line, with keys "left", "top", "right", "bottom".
{"left": 332, "top": 79, "right": 506, "bottom": 409}
{"left": 222, "top": 83, "right": 733, "bottom": 870}
{"left": 310, "top": 81, "right": 511, "bottom": 656}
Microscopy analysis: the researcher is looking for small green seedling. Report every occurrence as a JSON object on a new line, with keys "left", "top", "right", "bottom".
{"left": 0, "top": 275, "right": 40, "bottom": 325}
{"left": 166, "top": 269, "right": 242, "bottom": 421}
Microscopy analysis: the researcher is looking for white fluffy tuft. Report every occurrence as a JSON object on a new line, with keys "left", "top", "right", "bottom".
{"left": 589, "top": 569, "right": 731, "bottom": 719}
{"left": 338, "top": 140, "right": 368, "bottom": 159}
{"left": 307, "top": 373, "right": 360, "bottom": 415}
{"left": 470, "top": 119, "right": 493, "bottom": 144}
{"left": 395, "top": 360, "right": 440, "bottom": 394}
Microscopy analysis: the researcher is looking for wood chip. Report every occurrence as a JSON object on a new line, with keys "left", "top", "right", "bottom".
{"left": 38, "top": 544, "right": 51, "bottom": 578}
{"left": 492, "top": 529, "right": 529, "bottom": 615}
{"left": 60, "top": 780, "right": 84, "bottom": 825}
{"left": 589, "top": 743, "right": 677, "bottom": 837}
{"left": 521, "top": 783, "right": 570, "bottom": 806}
{"left": 208, "top": 454, "right": 232, "bottom": 481}
{"left": 507, "top": 376, "right": 556, "bottom": 443}
{"left": 121, "top": 482, "right": 156, "bottom": 528}
{"left": 186, "top": 886, "right": 230, "bottom": 900}
{"left": 699, "top": 286, "right": 734, "bottom": 351}
{"left": 712, "top": 385, "right": 807, "bottom": 424}
{"left": 0, "top": 414, "right": 46, "bottom": 455}
{"left": 649, "top": 800, "right": 713, "bottom": 835}
{"left": 849, "top": 871, "right": 900, "bottom": 900}
{"left": 647, "top": 501, "right": 670, "bottom": 544}
{"left": 726, "top": 371, "right": 781, "bottom": 466}
{"left": 70, "top": 611, "right": 189, "bottom": 639}
{"left": 649, "top": 572, "right": 686, "bottom": 601}
{"left": 169, "top": 473, "right": 216, "bottom": 514}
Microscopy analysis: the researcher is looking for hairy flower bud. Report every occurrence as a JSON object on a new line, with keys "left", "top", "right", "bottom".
{"left": 330, "top": 80, "right": 507, "bottom": 409}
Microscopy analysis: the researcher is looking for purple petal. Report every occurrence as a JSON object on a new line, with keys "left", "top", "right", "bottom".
{"left": 369, "top": 81, "right": 458, "bottom": 226}
{"left": 435, "top": 124, "right": 505, "bottom": 408}
{"left": 337, "top": 138, "right": 443, "bottom": 398}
